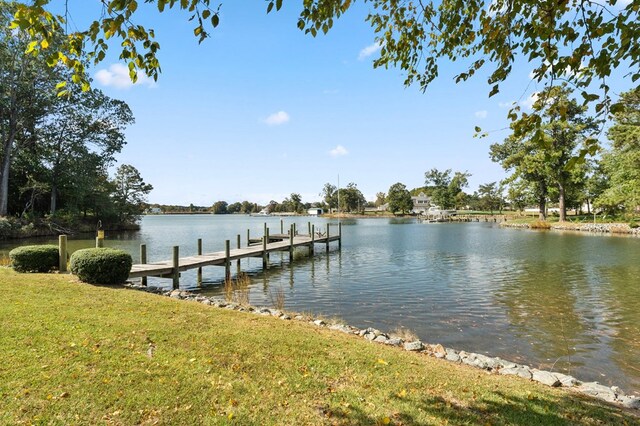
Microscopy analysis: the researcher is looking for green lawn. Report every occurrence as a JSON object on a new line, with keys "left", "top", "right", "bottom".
{"left": 1, "top": 268, "right": 637, "bottom": 425}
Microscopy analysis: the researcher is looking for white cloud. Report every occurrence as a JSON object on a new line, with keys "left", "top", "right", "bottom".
{"left": 498, "top": 101, "right": 515, "bottom": 108}
{"left": 94, "top": 63, "right": 156, "bottom": 89}
{"left": 474, "top": 110, "right": 488, "bottom": 119}
{"left": 329, "top": 145, "right": 348, "bottom": 157}
{"left": 358, "top": 41, "right": 382, "bottom": 60}
{"left": 263, "top": 111, "right": 290, "bottom": 126}
{"left": 520, "top": 92, "right": 539, "bottom": 110}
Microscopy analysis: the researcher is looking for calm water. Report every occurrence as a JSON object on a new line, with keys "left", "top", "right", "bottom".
{"left": 3, "top": 215, "right": 639, "bottom": 392}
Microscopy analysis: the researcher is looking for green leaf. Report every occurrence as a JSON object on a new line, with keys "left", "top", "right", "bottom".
{"left": 276, "top": 0, "right": 283, "bottom": 11}
{"left": 55, "top": 81, "right": 67, "bottom": 89}
{"left": 267, "top": 2, "right": 274, "bottom": 14}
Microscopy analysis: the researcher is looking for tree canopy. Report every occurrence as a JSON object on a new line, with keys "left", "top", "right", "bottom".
{"left": 490, "top": 86, "right": 596, "bottom": 220}
{"left": 386, "top": 182, "right": 413, "bottom": 214}
{"left": 9, "top": 1, "right": 639, "bottom": 129}
{"left": 596, "top": 86, "right": 640, "bottom": 213}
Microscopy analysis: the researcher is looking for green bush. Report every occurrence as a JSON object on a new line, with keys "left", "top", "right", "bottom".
{"left": 9, "top": 245, "right": 59, "bottom": 273}
{"left": 70, "top": 248, "right": 132, "bottom": 285}
{"left": 629, "top": 220, "right": 639, "bottom": 229}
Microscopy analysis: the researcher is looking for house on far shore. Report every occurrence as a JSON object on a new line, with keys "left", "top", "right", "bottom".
{"left": 307, "top": 208, "right": 324, "bottom": 216}
{"left": 411, "top": 192, "right": 431, "bottom": 214}
{"left": 146, "top": 207, "right": 163, "bottom": 214}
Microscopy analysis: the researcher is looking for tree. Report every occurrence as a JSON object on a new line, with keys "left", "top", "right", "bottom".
{"left": 596, "top": 86, "right": 640, "bottom": 214}
{"left": 13, "top": 1, "right": 638, "bottom": 149}
{"left": 424, "top": 168, "right": 470, "bottom": 210}
{"left": 386, "top": 182, "right": 413, "bottom": 214}
{"left": 40, "top": 89, "right": 133, "bottom": 215}
{"left": 111, "top": 164, "right": 153, "bottom": 222}
{"left": 320, "top": 183, "right": 337, "bottom": 211}
{"left": 0, "top": 3, "right": 57, "bottom": 216}
{"left": 289, "top": 193, "right": 303, "bottom": 213}
{"left": 339, "top": 182, "right": 366, "bottom": 213}
{"left": 491, "top": 86, "right": 597, "bottom": 221}
{"left": 477, "top": 182, "right": 503, "bottom": 214}
{"left": 374, "top": 192, "right": 386, "bottom": 208}
{"left": 211, "top": 200, "right": 228, "bottom": 214}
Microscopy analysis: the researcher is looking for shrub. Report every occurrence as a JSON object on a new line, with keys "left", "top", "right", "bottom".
{"left": 530, "top": 220, "right": 551, "bottom": 229}
{"left": 70, "top": 248, "right": 132, "bottom": 285}
{"left": 9, "top": 245, "right": 59, "bottom": 273}
{"left": 629, "top": 220, "right": 639, "bottom": 229}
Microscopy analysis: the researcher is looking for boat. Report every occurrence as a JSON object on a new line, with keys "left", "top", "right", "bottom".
{"left": 418, "top": 206, "right": 457, "bottom": 223}
{"left": 250, "top": 208, "right": 271, "bottom": 217}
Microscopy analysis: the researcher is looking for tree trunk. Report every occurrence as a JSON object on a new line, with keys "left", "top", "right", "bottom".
{"left": 50, "top": 181, "right": 57, "bottom": 215}
{"left": 558, "top": 182, "right": 566, "bottom": 222}
{"left": 0, "top": 118, "right": 16, "bottom": 217}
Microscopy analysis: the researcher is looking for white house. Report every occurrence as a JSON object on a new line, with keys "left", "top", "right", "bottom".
{"left": 307, "top": 208, "right": 323, "bottom": 216}
{"left": 411, "top": 192, "right": 431, "bottom": 214}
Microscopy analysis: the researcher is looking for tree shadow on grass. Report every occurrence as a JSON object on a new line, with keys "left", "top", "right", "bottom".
{"left": 319, "top": 390, "right": 637, "bottom": 425}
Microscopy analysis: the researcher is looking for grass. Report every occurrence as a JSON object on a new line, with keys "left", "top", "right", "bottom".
{"left": 1, "top": 268, "right": 637, "bottom": 425}
{"left": 223, "top": 273, "right": 251, "bottom": 305}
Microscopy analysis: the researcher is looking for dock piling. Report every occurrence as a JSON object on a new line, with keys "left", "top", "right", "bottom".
{"left": 262, "top": 224, "right": 268, "bottom": 270}
{"left": 225, "top": 239, "right": 231, "bottom": 281}
{"left": 326, "top": 224, "right": 330, "bottom": 251}
{"left": 338, "top": 222, "right": 342, "bottom": 250}
{"left": 58, "top": 235, "right": 67, "bottom": 273}
{"left": 140, "top": 244, "right": 147, "bottom": 286}
{"left": 197, "top": 238, "right": 202, "bottom": 286}
{"left": 172, "top": 246, "right": 180, "bottom": 289}
{"left": 310, "top": 224, "right": 315, "bottom": 255}
{"left": 289, "top": 224, "right": 294, "bottom": 260}
{"left": 236, "top": 234, "right": 241, "bottom": 275}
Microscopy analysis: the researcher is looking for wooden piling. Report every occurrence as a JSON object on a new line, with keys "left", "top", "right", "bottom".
{"left": 280, "top": 219, "right": 284, "bottom": 234}
{"left": 308, "top": 222, "right": 311, "bottom": 236}
{"left": 289, "top": 224, "right": 294, "bottom": 261}
{"left": 140, "top": 244, "right": 147, "bottom": 287}
{"left": 172, "top": 246, "right": 180, "bottom": 289}
{"left": 262, "top": 224, "right": 268, "bottom": 270}
{"left": 338, "top": 222, "right": 342, "bottom": 250}
{"left": 236, "top": 234, "right": 241, "bottom": 275}
{"left": 225, "top": 239, "right": 231, "bottom": 281}
{"left": 326, "top": 224, "right": 330, "bottom": 251}
{"left": 197, "top": 238, "right": 202, "bottom": 286}
{"left": 58, "top": 235, "right": 67, "bottom": 273}
{"left": 310, "top": 224, "right": 315, "bottom": 255}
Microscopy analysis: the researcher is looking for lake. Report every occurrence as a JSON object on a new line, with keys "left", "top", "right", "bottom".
{"left": 2, "top": 214, "right": 639, "bottom": 392}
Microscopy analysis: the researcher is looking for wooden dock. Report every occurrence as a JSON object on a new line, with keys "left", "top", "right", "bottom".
{"left": 128, "top": 222, "right": 341, "bottom": 289}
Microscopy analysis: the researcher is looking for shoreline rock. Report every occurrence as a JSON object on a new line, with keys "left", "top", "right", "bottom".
{"left": 128, "top": 284, "right": 639, "bottom": 410}
{"left": 502, "top": 221, "right": 640, "bottom": 236}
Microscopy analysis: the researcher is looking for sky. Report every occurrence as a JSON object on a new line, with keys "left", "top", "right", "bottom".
{"left": 57, "top": 1, "right": 632, "bottom": 206}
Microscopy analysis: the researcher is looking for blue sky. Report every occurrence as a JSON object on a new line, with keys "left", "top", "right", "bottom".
{"left": 59, "top": 1, "right": 629, "bottom": 206}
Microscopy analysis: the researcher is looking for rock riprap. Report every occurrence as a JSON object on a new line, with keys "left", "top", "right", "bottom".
{"left": 128, "top": 284, "right": 639, "bottom": 409}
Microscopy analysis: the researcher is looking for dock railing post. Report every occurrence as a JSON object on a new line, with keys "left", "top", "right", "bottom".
{"left": 289, "top": 224, "right": 294, "bottom": 261}
{"left": 58, "top": 235, "right": 67, "bottom": 273}
{"left": 140, "top": 244, "right": 147, "bottom": 287}
{"left": 236, "top": 234, "right": 241, "bottom": 275}
{"left": 280, "top": 219, "right": 284, "bottom": 234}
{"left": 308, "top": 222, "right": 311, "bottom": 236}
{"left": 172, "top": 246, "right": 180, "bottom": 289}
{"left": 338, "top": 222, "right": 342, "bottom": 250}
{"left": 197, "top": 238, "right": 202, "bottom": 286}
{"left": 310, "top": 224, "right": 315, "bottom": 255}
{"left": 225, "top": 239, "right": 231, "bottom": 281}
{"left": 247, "top": 229, "right": 250, "bottom": 246}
